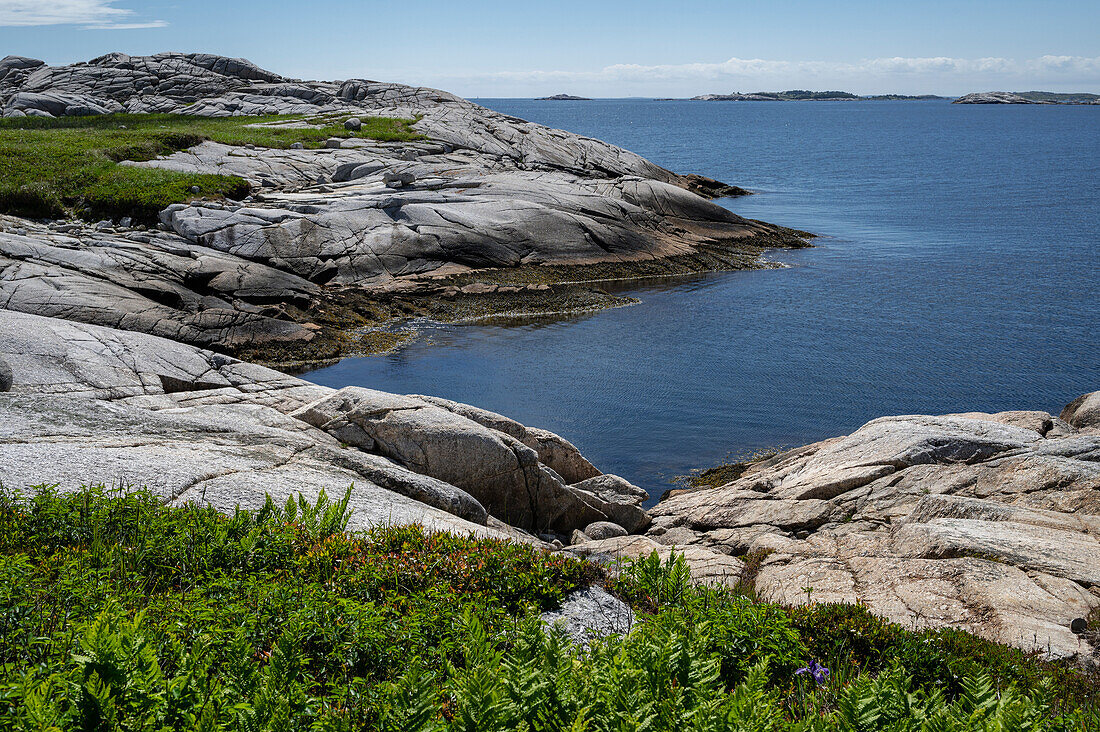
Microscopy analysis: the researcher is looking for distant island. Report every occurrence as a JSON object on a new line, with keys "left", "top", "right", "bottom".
{"left": 536, "top": 93, "right": 591, "bottom": 101}
{"left": 953, "top": 91, "right": 1100, "bottom": 105}
{"left": 691, "top": 90, "right": 950, "bottom": 101}
{"left": 864, "top": 93, "right": 948, "bottom": 101}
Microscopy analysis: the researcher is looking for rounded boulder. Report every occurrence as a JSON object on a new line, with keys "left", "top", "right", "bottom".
{"left": 583, "top": 521, "right": 628, "bottom": 541}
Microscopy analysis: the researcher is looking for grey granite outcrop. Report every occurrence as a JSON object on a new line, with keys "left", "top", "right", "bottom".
{"left": 0, "top": 309, "right": 641, "bottom": 538}
{"left": 0, "top": 52, "right": 704, "bottom": 187}
{"left": 0, "top": 54, "right": 798, "bottom": 356}
{"left": 648, "top": 404, "right": 1100, "bottom": 662}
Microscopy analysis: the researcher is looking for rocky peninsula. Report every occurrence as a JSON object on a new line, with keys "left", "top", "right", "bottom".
{"left": 1, "top": 52, "right": 802, "bottom": 367}
{"left": 1, "top": 52, "right": 1098, "bottom": 669}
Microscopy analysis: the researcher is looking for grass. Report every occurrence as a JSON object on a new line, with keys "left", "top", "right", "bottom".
{"left": 0, "top": 113, "right": 423, "bottom": 224}
{"left": 1, "top": 485, "right": 1097, "bottom": 730}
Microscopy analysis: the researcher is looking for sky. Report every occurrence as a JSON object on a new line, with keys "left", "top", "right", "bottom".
{"left": 1, "top": 0, "right": 1099, "bottom": 97}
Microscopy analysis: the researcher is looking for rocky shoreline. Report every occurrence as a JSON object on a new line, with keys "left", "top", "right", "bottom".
{"left": 1, "top": 53, "right": 808, "bottom": 368}
{"left": 1, "top": 53, "right": 1098, "bottom": 666}
{"left": 2, "top": 309, "right": 1096, "bottom": 663}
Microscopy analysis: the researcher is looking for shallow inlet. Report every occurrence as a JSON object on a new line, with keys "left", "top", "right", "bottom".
{"left": 307, "top": 99, "right": 1100, "bottom": 503}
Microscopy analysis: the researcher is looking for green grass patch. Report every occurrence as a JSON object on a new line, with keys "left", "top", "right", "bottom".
{"left": 0, "top": 113, "right": 422, "bottom": 224}
{"left": 0, "top": 486, "right": 1097, "bottom": 730}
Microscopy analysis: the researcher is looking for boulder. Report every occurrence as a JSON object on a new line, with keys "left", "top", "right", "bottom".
{"left": 0, "top": 356, "right": 11, "bottom": 392}
{"left": 528, "top": 427, "right": 601, "bottom": 483}
{"left": 540, "top": 586, "right": 634, "bottom": 647}
{"left": 344, "top": 117, "right": 362, "bottom": 131}
{"left": 570, "top": 473, "right": 651, "bottom": 533}
{"left": 1062, "top": 391, "right": 1100, "bottom": 430}
{"left": 382, "top": 170, "right": 415, "bottom": 187}
{"left": 290, "top": 386, "right": 607, "bottom": 533}
{"left": 572, "top": 473, "right": 648, "bottom": 503}
{"left": 583, "top": 521, "right": 628, "bottom": 540}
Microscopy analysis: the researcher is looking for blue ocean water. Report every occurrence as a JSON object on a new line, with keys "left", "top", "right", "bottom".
{"left": 309, "top": 99, "right": 1100, "bottom": 500}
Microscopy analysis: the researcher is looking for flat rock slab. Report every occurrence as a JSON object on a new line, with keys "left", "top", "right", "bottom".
{"left": 566, "top": 535, "right": 745, "bottom": 586}
{"left": 650, "top": 397, "right": 1100, "bottom": 661}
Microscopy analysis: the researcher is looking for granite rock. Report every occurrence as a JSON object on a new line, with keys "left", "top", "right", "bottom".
{"left": 0, "top": 309, "right": 614, "bottom": 538}
{"left": 650, "top": 404, "right": 1100, "bottom": 661}
{"left": 0, "top": 54, "right": 800, "bottom": 356}
{"left": 540, "top": 586, "right": 634, "bottom": 647}
{"left": 582, "top": 521, "right": 629, "bottom": 540}
{"left": 1062, "top": 391, "right": 1100, "bottom": 431}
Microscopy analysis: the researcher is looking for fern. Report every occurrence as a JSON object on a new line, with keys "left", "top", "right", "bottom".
{"left": 377, "top": 666, "right": 443, "bottom": 732}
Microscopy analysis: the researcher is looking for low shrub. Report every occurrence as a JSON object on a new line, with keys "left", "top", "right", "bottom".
{"left": 1, "top": 485, "right": 1097, "bottom": 730}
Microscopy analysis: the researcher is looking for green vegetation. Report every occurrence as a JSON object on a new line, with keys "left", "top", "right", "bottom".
{"left": 1, "top": 486, "right": 1097, "bottom": 730}
{"left": 0, "top": 113, "right": 422, "bottom": 224}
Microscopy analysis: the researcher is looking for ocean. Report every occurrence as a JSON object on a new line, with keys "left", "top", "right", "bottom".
{"left": 308, "top": 99, "right": 1100, "bottom": 502}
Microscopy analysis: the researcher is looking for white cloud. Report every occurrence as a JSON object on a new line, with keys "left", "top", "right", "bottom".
{"left": 0, "top": 0, "right": 166, "bottom": 29}
{"left": 406, "top": 54, "right": 1100, "bottom": 97}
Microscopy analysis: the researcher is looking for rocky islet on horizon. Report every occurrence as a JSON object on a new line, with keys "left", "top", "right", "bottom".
{"left": 0, "top": 52, "right": 1097, "bottom": 666}
{"left": 953, "top": 90, "right": 1100, "bottom": 104}
{"left": 536, "top": 93, "right": 591, "bottom": 100}
{"left": 690, "top": 90, "right": 951, "bottom": 101}
{"left": 688, "top": 89, "right": 1099, "bottom": 104}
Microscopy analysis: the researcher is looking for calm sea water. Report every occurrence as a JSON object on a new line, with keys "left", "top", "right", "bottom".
{"left": 309, "top": 100, "right": 1100, "bottom": 501}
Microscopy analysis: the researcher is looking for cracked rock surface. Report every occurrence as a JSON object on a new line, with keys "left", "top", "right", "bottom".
{"left": 0, "top": 53, "right": 796, "bottom": 355}
{"left": 0, "top": 309, "right": 646, "bottom": 538}
{"left": 647, "top": 405, "right": 1100, "bottom": 661}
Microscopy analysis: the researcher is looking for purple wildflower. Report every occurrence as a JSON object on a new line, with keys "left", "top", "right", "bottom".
{"left": 795, "top": 660, "right": 830, "bottom": 686}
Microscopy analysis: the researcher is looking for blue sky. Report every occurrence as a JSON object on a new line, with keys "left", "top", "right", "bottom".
{"left": 2, "top": 0, "right": 1098, "bottom": 97}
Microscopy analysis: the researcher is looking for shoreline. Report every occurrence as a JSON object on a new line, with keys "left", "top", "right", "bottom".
{"left": 240, "top": 224, "right": 814, "bottom": 373}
